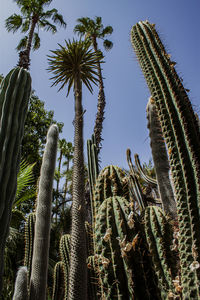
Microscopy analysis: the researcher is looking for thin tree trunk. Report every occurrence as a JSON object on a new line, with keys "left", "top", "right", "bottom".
{"left": 68, "top": 75, "right": 87, "bottom": 300}
{"left": 18, "top": 15, "right": 38, "bottom": 69}
{"left": 92, "top": 37, "right": 106, "bottom": 153}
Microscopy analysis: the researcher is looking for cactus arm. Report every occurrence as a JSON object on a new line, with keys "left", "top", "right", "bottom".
{"left": 131, "top": 21, "right": 200, "bottom": 298}
{"left": 12, "top": 266, "right": 28, "bottom": 300}
{"left": 134, "top": 154, "right": 157, "bottom": 186}
{"left": 29, "top": 124, "right": 58, "bottom": 300}
{"left": 146, "top": 98, "right": 177, "bottom": 219}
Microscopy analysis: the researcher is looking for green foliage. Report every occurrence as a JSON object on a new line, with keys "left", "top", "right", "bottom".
{"left": 5, "top": 0, "right": 66, "bottom": 52}
{"left": 48, "top": 39, "right": 101, "bottom": 95}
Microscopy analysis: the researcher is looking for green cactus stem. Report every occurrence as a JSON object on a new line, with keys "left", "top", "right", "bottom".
{"left": 24, "top": 212, "right": 36, "bottom": 281}
{"left": 131, "top": 21, "right": 200, "bottom": 298}
{"left": 13, "top": 266, "right": 28, "bottom": 300}
{"left": 144, "top": 206, "right": 178, "bottom": 299}
{"left": 52, "top": 261, "right": 65, "bottom": 300}
{"left": 59, "top": 234, "right": 71, "bottom": 300}
{"left": 134, "top": 153, "right": 157, "bottom": 186}
{"left": 0, "top": 67, "right": 31, "bottom": 293}
{"left": 146, "top": 98, "right": 177, "bottom": 219}
{"left": 29, "top": 124, "right": 58, "bottom": 300}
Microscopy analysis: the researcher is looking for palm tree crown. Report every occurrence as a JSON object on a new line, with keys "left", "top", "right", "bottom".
{"left": 74, "top": 16, "right": 113, "bottom": 51}
{"left": 5, "top": 0, "right": 66, "bottom": 68}
{"left": 48, "top": 39, "right": 101, "bottom": 95}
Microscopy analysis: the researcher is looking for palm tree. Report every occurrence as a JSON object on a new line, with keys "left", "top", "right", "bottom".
{"left": 5, "top": 0, "right": 66, "bottom": 69}
{"left": 48, "top": 39, "right": 100, "bottom": 300}
{"left": 74, "top": 16, "right": 113, "bottom": 152}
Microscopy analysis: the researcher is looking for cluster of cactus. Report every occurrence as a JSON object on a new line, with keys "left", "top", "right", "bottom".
{"left": 9, "top": 20, "right": 200, "bottom": 300}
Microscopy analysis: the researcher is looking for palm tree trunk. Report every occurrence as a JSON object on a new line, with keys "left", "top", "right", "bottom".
{"left": 92, "top": 37, "right": 106, "bottom": 153}
{"left": 68, "top": 75, "right": 87, "bottom": 300}
{"left": 18, "top": 15, "right": 38, "bottom": 69}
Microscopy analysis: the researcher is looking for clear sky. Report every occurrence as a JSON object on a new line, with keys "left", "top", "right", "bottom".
{"left": 0, "top": 0, "right": 200, "bottom": 170}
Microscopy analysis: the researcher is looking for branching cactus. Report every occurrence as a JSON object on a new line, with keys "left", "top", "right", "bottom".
{"left": 0, "top": 67, "right": 31, "bottom": 293}
{"left": 12, "top": 267, "right": 28, "bottom": 300}
{"left": 29, "top": 124, "right": 58, "bottom": 300}
{"left": 24, "top": 212, "right": 36, "bottom": 281}
{"left": 146, "top": 98, "right": 177, "bottom": 219}
{"left": 131, "top": 21, "right": 200, "bottom": 299}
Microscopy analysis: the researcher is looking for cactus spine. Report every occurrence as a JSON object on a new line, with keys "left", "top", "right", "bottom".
{"left": 12, "top": 267, "right": 28, "bottom": 300}
{"left": 146, "top": 98, "right": 177, "bottom": 219}
{"left": 131, "top": 21, "right": 200, "bottom": 298}
{"left": 29, "top": 124, "right": 58, "bottom": 300}
{"left": 0, "top": 67, "right": 31, "bottom": 293}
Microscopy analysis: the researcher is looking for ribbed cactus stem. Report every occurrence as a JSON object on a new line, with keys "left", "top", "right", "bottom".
{"left": 0, "top": 67, "right": 31, "bottom": 292}
{"left": 131, "top": 21, "right": 200, "bottom": 298}
{"left": 60, "top": 234, "right": 71, "bottom": 300}
{"left": 52, "top": 261, "right": 65, "bottom": 300}
{"left": 29, "top": 124, "right": 58, "bottom": 300}
{"left": 146, "top": 98, "right": 177, "bottom": 219}
{"left": 144, "top": 206, "right": 178, "bottom": 299}
{"left": 24, "top": 212, "right": 36, "bottom": 281}
{"left": 12, "top": 266, "right": 28, "bottom": 300}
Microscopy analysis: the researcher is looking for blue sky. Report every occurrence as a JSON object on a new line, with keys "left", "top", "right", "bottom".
{"left": 0, "top": 0, "right": 199, "bottom": 170}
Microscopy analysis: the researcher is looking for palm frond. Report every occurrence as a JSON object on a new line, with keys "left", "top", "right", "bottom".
{"left": 21, "top": 18, "right": 30, "bottom": 33}
{"left": 16, "top": 36, "right": 28, "bottom": 51}
{"left": 101, "top": 26, "right": 113, "bottom": 36}
{"left": 39, "top": 19, "right": 57, "bottom": 33}
{"left": 103, "top": 39, "right": 113, "bottom": 51}
{"left": 33, "top": 32, "right": 41, "bottom": 50}
{"left": 48, "top": 39, "right": 102, "bottom": 96}
{"left": 5, "top": 14, "right": 23, "bottom": 33}
{"left": 15, "top": 160, "right": 35, "bottom": 201}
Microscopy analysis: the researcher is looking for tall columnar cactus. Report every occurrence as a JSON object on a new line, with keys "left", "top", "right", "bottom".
{"left": 131, "top": 21, "right": 200, "bottom": 298}
{"left": 29, "top": 124, "right": 58, "bottom": 300}
{"left": 12, "top": 267, "right": 28, "bottom": 300}
{"left": 144, "top": 206, "right": 178, "bottom": 299}
{"left": 52, "top": 261, "right": 65, "bottom": 300}
{"left": 24, "top": 212, "right": 36, "bottom": 281}
{"left": 146, "top": 98, "right": 177, "bottom": 219}
{"left": 0, "top": 67, "right": 31, "bottom": 293}
{"left": 59, "top": 234, "right": 71, "bottom": 300}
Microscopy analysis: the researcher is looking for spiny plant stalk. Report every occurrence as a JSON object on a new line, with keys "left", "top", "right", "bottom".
{"left": 24, "top": 212, "right": 36, "bottom": 281}
{"left": 0, "top": 67, "right": 31, "bottom": 293}
{"left": 52, "top": 261, "right": 65, "bottom": 300}
{"left": 13, "top": 267, "right": 28, "bottom": 300}
{"left": 146, "top": 98, "right": 177, "bottom": 219}
{"left": 131, "top": 20, "right": 200, "bottom": 299}
{"left": 29, "top": 124, "right": 58, "bottom": 300}
{"left": 144, "top": 206, "right": 178, "bottom": 299}
{"left": 59, "top": 234, "right": 71, "bottom": 300}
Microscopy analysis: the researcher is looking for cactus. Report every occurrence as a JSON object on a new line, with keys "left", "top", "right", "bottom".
{"left": 52, "top": 261, "right": 65, "bottom": 300}
{"left": 24, "top": 212, "right": 36, "bottom": 281}
{"left": 59, "top": 234, "right": 71, "bottom": 300}
{"left": 146, "top": 98, "right": 177, "bottom": 219}
{"left": 12, "top": 267, "right": 28, "bottom": 300}
{"left": 29, "top": 124, "right": 58, "bottom": 300}
{"left": 0, "top": 67, "right": 31, "bottom": 292}
{"left": 144, "top": 206, "right": 178, "bottom": 299}
{"left": 131, "top": 20, "right": 200, "bottom": 299}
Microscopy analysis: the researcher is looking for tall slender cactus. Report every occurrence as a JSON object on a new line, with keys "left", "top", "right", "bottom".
{"left": 0, "top": 67, "right": 31, "bottom": 293}
{"left": 29, "top": 124, "right": 58, "bottom": 300}
{"left": 146, "top": 97, "right": 177, "bottom": 219}
{"left": 131, "top": 20, "right": 200, "bottom": 299}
